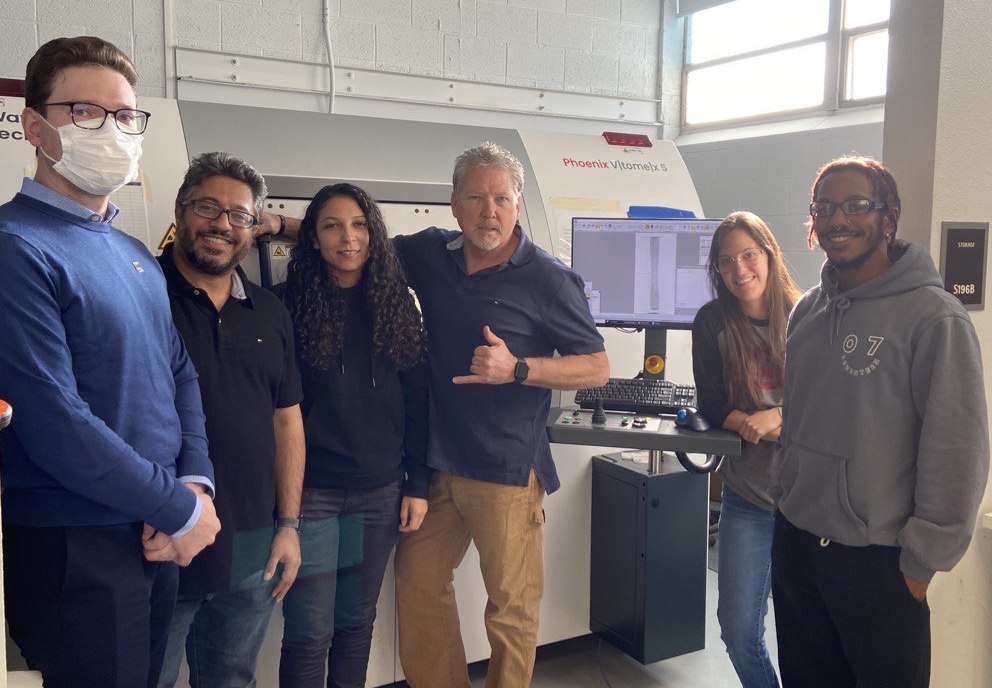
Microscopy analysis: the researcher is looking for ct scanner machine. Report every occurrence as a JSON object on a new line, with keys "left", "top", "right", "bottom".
{"left": 0, "top": 97, "right": 709, "bottom": 686}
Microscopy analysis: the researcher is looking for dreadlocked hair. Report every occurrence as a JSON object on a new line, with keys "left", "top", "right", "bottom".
{"left": 283, "top": 183, "right": 426, "bottom": 371}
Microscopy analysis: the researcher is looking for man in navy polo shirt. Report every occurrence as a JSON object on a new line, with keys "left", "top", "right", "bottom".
{"left": 392, "top": 142, "right": 610, "bottom": 688}
{"left": 152, "top": 152, "right": 306, "bottom": 687}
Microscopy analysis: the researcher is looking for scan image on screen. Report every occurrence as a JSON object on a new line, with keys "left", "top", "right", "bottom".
{"left": 572, "top": 217, "right": 720, "bottom": 329}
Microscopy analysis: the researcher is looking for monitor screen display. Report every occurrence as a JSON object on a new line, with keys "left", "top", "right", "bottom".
{"left": 571, "top": 217, "right": 721, "bottom": 329}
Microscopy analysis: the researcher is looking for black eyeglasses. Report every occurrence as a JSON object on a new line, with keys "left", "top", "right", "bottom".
{"left": 810, "top": 197, "right": 887, "bottom": 219}
{"left": 180, "top": 199, "right": 258, "bottom": 229}
{"left": 36, "top": 101, "right": 150, "bottom": 135}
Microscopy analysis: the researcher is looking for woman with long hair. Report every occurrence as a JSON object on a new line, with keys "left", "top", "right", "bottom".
{"left": 278, "top": 183, "right": 430, "bottom": 687}
{"left": 691, "top": 211, "right": 802, "bottom": 688}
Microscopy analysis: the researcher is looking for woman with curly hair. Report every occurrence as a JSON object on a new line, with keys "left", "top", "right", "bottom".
{"left": 278, "top": 182, "right": 430, "bottom": 688}
{"left": 691, "top": 211, "right": 802, "bottom": 688}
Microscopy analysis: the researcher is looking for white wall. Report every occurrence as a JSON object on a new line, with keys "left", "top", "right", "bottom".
{"left": 0, "top": 0, "right": 663, "bottom": 101}
{"left": 0, "top": 1, "right": 168, "bottom": 97}
{"left": 884, "top": 1, "right": 992, "bottom": 686}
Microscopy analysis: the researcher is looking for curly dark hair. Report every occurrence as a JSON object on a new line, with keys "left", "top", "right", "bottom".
{"left": 283, "top": 183, "right": 426, "bottom": 371}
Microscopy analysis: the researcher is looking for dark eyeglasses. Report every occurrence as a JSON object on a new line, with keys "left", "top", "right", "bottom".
{"left": 810, "top": 197, "right": 887, "bottom": 219}
{"left": 180, "top": 199, "right": 258, "bottom": 229}
{"left": 716, "top": 248, "right": 763, "bottom": 274}
{"left": 36, "top": 101, "right": 150, "bottom": 135}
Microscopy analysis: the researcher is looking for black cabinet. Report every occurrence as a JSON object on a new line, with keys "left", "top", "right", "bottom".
{"left": 590, "top": 453, "right": 709, "bottom": 664}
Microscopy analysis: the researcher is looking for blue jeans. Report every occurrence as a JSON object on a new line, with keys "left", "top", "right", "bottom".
{"left": 157, "top": 577, "right": 276, "bottom": 688}
{"left": 280, "top": 482, "right": 402, "bottom": 688}
{"left": 717, "top": 486, "right": 780, "bottom": 688}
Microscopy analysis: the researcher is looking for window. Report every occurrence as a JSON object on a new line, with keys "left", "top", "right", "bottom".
{"left": 842, "top": 0, "right": 890, "bottom": 102}
{"left": 683, "top": 0, "right": 890, "bottom": 127}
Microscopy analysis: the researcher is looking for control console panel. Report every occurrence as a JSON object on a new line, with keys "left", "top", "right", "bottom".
{"left": 554, "top": 408, "right": 662, "bottom": 432}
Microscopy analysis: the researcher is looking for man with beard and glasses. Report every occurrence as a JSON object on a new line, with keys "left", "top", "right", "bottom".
{"left": 0, "top": 36, "right": 219, "bottom": 687}
{"left": 771, "top": 154, "right": 989, "bottom": 688}
{"left": 154, "top": 152, "right": 305, "bottom": 687}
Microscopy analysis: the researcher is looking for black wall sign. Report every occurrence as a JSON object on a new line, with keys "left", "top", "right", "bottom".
{"left": 940, "top": 222, "right": 989, "bottom": 310}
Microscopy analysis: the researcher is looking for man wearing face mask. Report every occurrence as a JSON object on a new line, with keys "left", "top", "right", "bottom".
{"left": 0, "top": 36, "right": 220, "bottom": 688}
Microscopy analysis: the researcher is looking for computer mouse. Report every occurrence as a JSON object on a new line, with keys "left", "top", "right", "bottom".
{"left": 675, "top": 407, "right": 710, "bottom": 432}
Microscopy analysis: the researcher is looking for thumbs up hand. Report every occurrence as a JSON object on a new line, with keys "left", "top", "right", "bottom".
{"left": 452, "top": 326, "right": 517, "bottom": 385}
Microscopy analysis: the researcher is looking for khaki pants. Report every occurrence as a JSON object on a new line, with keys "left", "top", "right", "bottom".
{"left": 395, "top": 469, "right": 546, "bottom": 688}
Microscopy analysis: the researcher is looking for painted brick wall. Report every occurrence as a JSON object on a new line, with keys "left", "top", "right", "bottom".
{"left": 0, "top": 0, "right": 166, "bottom": 97}
{"left": 0, "top": 0, "right": 663, "bottom": 99}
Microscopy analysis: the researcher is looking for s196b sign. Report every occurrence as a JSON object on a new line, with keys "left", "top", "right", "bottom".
{"left": 941, "top": 223, "right": 988, "bottom": 310}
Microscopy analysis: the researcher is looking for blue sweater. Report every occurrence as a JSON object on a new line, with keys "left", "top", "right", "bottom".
{"left": 0, "top": 192, "right": 213, "bottom": 534}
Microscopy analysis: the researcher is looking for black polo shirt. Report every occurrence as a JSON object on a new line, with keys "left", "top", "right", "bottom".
{"left": 393, "top": 227, "right": 604, "bottom": 494}
{"left": 158, "top": 244, "right": 302, "bottom": 594}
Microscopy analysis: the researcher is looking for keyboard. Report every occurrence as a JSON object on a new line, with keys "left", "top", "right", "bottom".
{"left": 574, "top": 377, "right": 697, "bottom": 416}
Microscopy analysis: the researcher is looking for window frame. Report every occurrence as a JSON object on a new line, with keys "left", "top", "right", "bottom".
{"left": 681, "top": 0, "right": 889, "bottom": 130}
{"left": 838, "top": 19, "right": 889, "bottom": 107}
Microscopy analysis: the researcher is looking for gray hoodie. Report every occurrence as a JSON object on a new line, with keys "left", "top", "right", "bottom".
{"left": 779, "top": 240, "right": 989, "bottom": 583}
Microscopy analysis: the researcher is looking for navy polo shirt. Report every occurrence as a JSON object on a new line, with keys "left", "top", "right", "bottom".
{"left": 158, "top": 244, "right": 303, "bottom": 594}
{"left": 393, "top": 227, "right": 604, "bottom": 494}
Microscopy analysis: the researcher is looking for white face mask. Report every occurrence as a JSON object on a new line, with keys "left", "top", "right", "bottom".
{"left": 37, "top": 116, "right": 143, "bottom": 197}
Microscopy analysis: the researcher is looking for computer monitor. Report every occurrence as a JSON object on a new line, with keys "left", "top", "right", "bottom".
{"left": 571, "top": 217, "right": 721, "bottom": 330}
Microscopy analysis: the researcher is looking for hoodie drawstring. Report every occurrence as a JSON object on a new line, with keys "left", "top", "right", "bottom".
{"left": 339, "top": 351, "right": 377, "bottom": 388}
{"left": 827, "top": 295, "right": 852, "bottom": 345}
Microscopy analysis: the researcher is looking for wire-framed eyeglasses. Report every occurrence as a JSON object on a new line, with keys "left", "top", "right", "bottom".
{"left": 715, "top": 248, "right": 763, "bottom": 274}
{"left": 810, "top": 197, "right": 887, "bottom": 219}
{"left": 179, "top": 199, "right": 259, "bottom": 229}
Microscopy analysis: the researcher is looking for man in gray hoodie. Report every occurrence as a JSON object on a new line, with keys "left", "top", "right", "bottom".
{"left": 771, "top": 155, "right": 989, "bottom": 688}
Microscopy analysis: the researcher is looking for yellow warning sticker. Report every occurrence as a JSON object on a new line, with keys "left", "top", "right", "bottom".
{"left": 158, "top": 224, "right": 176, "bottom": 250}
{"left": 272, "top": 245, "right": 288, "bottom": 258}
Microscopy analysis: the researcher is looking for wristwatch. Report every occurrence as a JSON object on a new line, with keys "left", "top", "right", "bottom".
{"left": 513, "top": 356, "right": 529, "bottom": 384}
{"left": 276, "top": 517, "right": 302, "bottom": 532}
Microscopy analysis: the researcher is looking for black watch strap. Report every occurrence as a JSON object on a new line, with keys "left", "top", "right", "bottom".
{"left": 513, "top": 356, "right": 529, "bottom": 384}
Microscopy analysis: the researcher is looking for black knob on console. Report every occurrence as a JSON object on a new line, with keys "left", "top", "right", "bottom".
{"left": 591, "top": 398, "right": 607, "bottom": 425}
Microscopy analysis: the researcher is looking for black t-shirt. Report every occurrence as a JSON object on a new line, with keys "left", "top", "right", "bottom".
{"left": 159, "top": 245, "right": 303, "bottom": 594}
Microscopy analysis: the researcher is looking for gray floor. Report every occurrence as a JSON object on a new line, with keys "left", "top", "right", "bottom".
{"left": 459, "top": 567, "right": 778, "bottom": 688}
{"left": 385, "top": 504, "right": 779, "bottom": 688}
{"left": 9, "top": 565, "right": 775, "bottom": 688}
